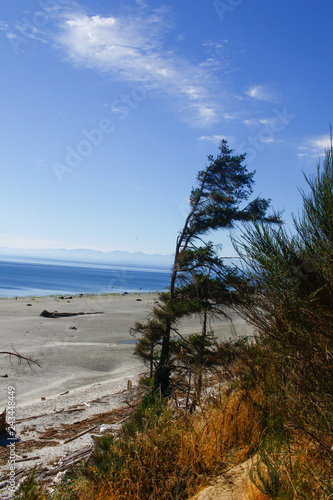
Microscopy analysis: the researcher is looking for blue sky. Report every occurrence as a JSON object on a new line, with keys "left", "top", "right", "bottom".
{"left": 0, "top": 0, "right": 331, "bottom": 257}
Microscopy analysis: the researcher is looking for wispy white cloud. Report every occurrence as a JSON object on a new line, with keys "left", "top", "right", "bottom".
{"left": 308, "top": 135, "right": 332, "bottom": 151}
{"left": 135, "top": 0, "right": 147, "bottom": 7}
{"left": 3, "top": 3, "right": 285, "bottom": 130}
{"left": 2, "top": 2, "right": 224, "bottom": 126}
{"left": 45, "top": 6, "right": 223, "bottom": 126}
{"left": 245, "top": 84, "right": 278, "bottom": 102}
{"left": 297, "top": 134, "right": 331, "bottom": 159}
{"left": 198, "top": 134, "right": 230, "bottom": 145}
{"left": 243, "top": 116, "right": 283, "bottom": 129}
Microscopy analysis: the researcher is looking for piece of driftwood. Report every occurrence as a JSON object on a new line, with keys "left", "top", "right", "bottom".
{"left": 15, "top": 413, "right": 50, "bottom": 423}
{"left": 116, "top": 415, "right": 130, "bottom": 425}
{"left": 42, "top": 448, "right": 92, "bottom": 477}
{"left": 124, "top": 395, "right": 143, "bottom": 408}
{"left": 15, "top": 456, "right": 41, "bottom": 463}
{"left": 56, "top": 447, "right": 92, "bottom": 467}
{"left": 63, "top": 424, "right": 99, "bottom": 444}
{"left": 55, "top": 408, "right": 86, "bottom": 415}
{"left": 0, "top": 469, "right": 26, "bottom": 489}
{"left": 16, "top": 407, "right": 86, "bottom": 423}
{"left": 40, "top": 310, "right": 103, "bottom": 318}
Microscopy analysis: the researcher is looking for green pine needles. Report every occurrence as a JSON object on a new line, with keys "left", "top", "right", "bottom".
{"left": 132, "top": 139, "right": 278, "bottom": 397}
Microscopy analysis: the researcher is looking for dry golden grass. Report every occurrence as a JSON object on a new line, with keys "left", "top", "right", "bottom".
{"left": 18, "top": 382, "right": 332, "bottom": 500}
{"left": 54, "top": 388, "right": 262, "bottom": 500}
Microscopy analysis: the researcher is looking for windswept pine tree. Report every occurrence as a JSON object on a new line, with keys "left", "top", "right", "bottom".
{"left": 133, "top": 140, "right": 279, "bottom": 395}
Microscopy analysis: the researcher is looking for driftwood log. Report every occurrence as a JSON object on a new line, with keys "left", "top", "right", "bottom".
{"left": 40, "top": 310, "right": 103, "bottom": 318}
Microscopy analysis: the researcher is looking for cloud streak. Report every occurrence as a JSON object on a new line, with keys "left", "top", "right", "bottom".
{"left": 1, "top": 2, "right": 287, "bottom": 133}
{"left": 245, "top": 84, "right": 278, "bottom": 102}
{"left": 48, "top": 6, "right": 222, "bottom": 126}
{"left": 297, "top": 134, "right": 331, "bottom": 159}
{"left": 198, "top": 134, "right": 230, "bottom": 145}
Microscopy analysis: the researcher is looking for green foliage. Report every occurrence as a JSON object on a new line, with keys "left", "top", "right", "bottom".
{"left": 132, "top": 319, "right": 165, "bottom": 377}
{"left": 15, "top": 466, "right": 47, "bottom": 500}
{"left": 133, "top": 139, "right": 277, "bottom": 396}
{"left": 123, "top": 394, "right": 167, "bottom": 434}
{"left": 87, "top": 398, "right": 168, "bottom": 482}
{"left": 233, "top": 146, "right": 333, "bottom": 498}
{"left": 187, "top": 141, "right": 273, "bottom": 237}
{"left": 250, "top": 448, "right": 296, "bottom": 500}
{"left": 234, "top": 148, "right": 333, "bottom": 398}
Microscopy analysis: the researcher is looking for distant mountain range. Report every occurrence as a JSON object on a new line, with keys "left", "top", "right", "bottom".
{"left": 0, "top": 247, "right": 174, "bottom": 269}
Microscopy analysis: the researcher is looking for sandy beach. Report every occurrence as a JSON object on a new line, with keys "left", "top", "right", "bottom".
{"left": 0, "top": 293, "right": 253, "bottom": 495}
{"left": 0, "top": 293, "right": 253, "bottom": 409}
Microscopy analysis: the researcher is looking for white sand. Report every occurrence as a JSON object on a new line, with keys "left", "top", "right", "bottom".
{"left": 0, "top": 293, "right": 252, "bottom": 409}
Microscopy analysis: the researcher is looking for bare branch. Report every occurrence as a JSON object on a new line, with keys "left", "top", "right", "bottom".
{"left": 0, "top": 350, "right": 42, "bottom": 369}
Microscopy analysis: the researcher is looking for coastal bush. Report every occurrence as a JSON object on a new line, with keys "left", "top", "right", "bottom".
{"left": 232, "top": 146, "right": 333, "bottom": 498}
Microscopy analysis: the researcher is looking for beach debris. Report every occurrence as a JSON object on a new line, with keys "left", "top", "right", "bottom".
{"left": 41, "top": 397, "right": 46, "bottom": 401}
{"left": 15, "top": 455, "right": 41, "bottom": 463}
{"left": 0, "top": 447, "right": 93, "bottom": 493}
{"left": 63, "top": 424, "right": 99, "bottom": 444}
{"left": 40, "top": 310, "right": 104, "bottom": 318}
{"left": 0, "top": 409, "right": 21, "bottom": 446}
{"left": 51, "top": 470, "right": 66, "bottom": 485}
{"left": 60, "top": 391, "right": 69, "bottom": 396}
{"left": 27, "top": 304, "right": 32, "bottom": 306}
{"left": 15, "top": 407, "right": 86, "bottom": 423}
{"left": 69, "top": 326, "right": 77, "bottom": 330}
{"left": 83, "top": 403, "right": 91, "bottom": 408}
{"left": 127, "top": 379, "right": 132, "bottom": 390}
{"left": 136, "top": 298, "right": 142, "bottom": 301}
{"left": 0, "top": 410, "right": 7, "bottom": 436}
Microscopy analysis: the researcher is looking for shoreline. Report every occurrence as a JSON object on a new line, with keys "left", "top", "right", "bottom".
{"left": 0, "top": 290, "right": 158, "bottom": 300}
{"left": 0, "top": 258, "right": 171, "bottom": 299}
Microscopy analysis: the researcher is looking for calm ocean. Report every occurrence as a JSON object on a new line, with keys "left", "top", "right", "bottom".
{"left": 0, "top": 259, "right": 171, "bottom": 297}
